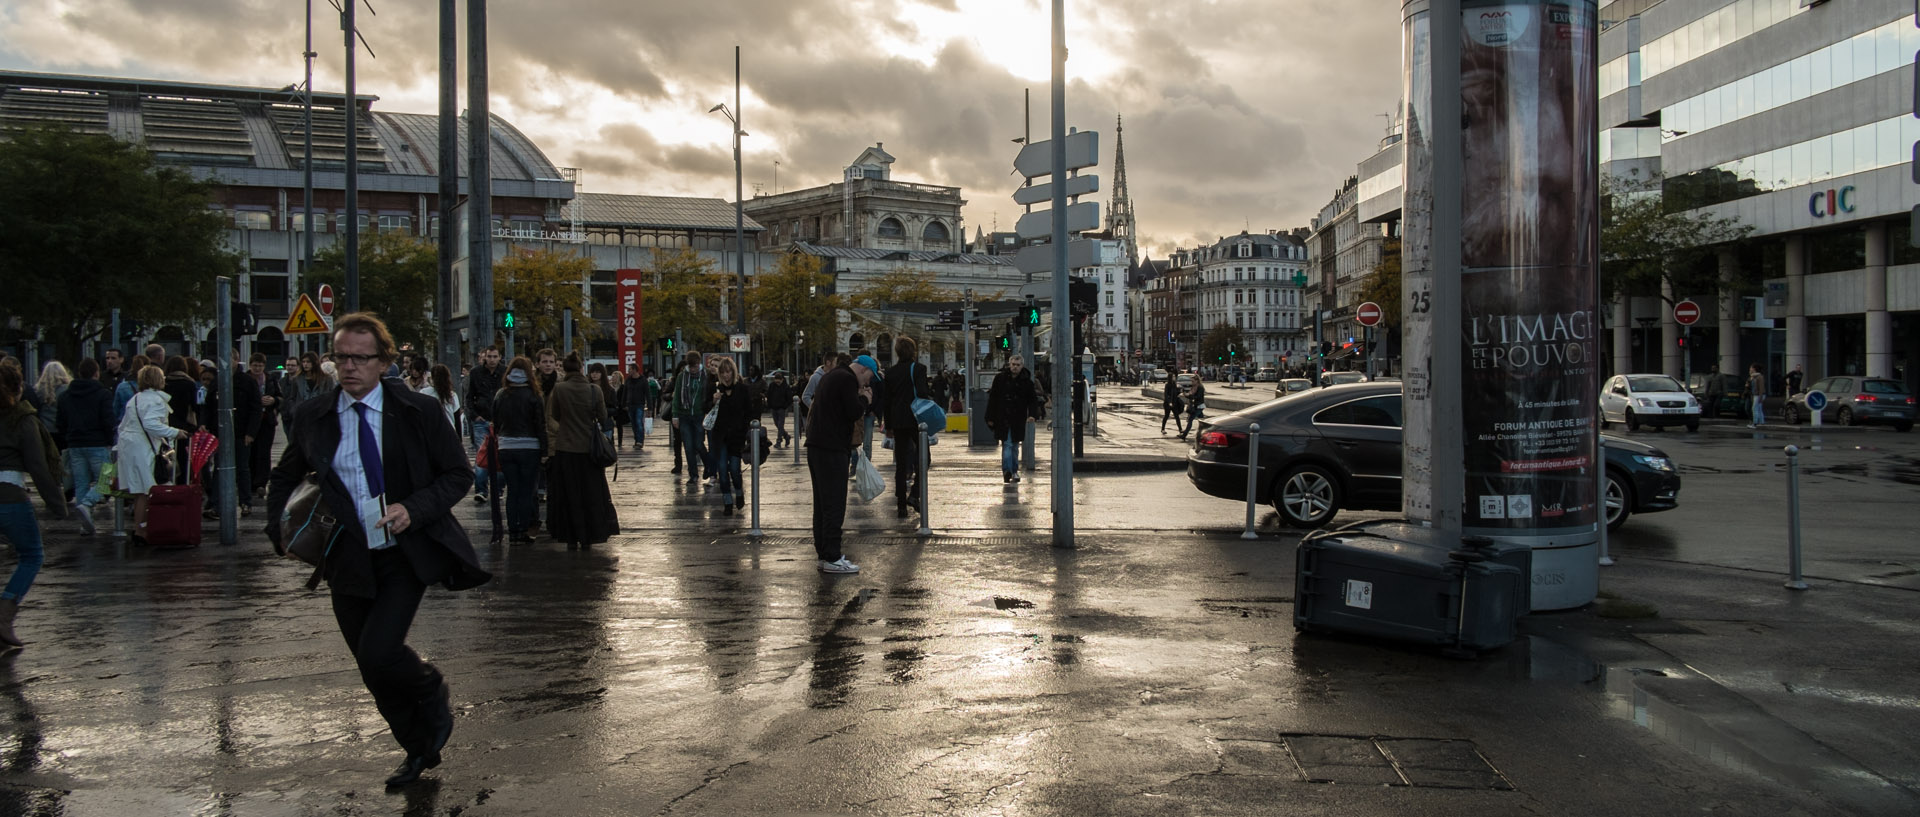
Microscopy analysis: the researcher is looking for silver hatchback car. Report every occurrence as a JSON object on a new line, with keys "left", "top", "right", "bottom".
{"left": 1783, "top": 377, "right": 1915, "bottom": 431}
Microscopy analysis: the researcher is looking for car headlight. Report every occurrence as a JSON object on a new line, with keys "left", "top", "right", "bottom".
{"left": 1685, "top": 396, "right": 1698, "bottom": 407}
{"left": 1631, "top": 454, "right": 1674, "bottom": 472}
{"left": 1633, "top": 397, "right": 1655, "bottom": 408}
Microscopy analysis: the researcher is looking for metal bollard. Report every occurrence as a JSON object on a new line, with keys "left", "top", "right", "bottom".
{"left": 1784, "top": 445, "right": 1807, "bottom": 590}
{"left": 1597, "top": 439, "right": 1614, "bottom": 566}
{"left": 749, "top": 420, "right": 763, "bottom": 537}
{"left": 112, "top": 495, "right": 126, "bottom": 537}
{"left": 1241, "top": 423, "right": 1261, "bottom": 540}
{"left": 917, "top": 422, "right": 932, "bottom": 537}
{"left": 792, "top": 396, "right": 802, "bottom": 465}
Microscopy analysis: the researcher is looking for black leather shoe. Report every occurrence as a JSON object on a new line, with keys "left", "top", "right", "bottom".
{"left": 384, "top": 752, "right": 438, "bottom": 786}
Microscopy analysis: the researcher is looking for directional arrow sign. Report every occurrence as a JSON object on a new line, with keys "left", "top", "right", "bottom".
{"left": 1015, "top": 201, "right": 1099, "bottom": 240}
{"left": 1013, "top": 238, "right": 1101, "bottom": 275}
{"left": 1013, "top": 174, "right": 1100, "bottom": 206}
{"left": 1013, "top": 130, "right": 1099, "bottom": 179}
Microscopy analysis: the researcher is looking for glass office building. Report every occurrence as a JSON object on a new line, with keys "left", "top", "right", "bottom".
{"left": 1598, "top": 0, "right": 1918, "bottom": 389}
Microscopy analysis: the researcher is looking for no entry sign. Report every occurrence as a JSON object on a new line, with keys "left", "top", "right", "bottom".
{"left": 1673, "top": 299, "right": 1701, "bottom": 326}
{"left": 316, "top": 284, "right": 335, "bottom": 316}
{"left": 1356, "top": 301, "right": 1384, "bottom": 327}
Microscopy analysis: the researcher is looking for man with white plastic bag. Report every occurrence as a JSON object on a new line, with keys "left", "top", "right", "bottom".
{"left": 806, "top": 354, "right": 878, "bottom": 574}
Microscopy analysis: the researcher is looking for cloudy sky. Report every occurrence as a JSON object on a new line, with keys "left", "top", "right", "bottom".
{"left": 0, "top": 0, "right": 1404, "bottom": 258}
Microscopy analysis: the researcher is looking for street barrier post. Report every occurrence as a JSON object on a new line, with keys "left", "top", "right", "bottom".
{"left": 1242, "top": 423, "right": 1261, "bottom": 540}
{"left": 792, "top": 396, "right": 802, "bottom": 465}
{"left": 917, "top": 422, "right": 932, "bottom": 537}
{"left": 749, "top": 420, "right": 763, "bottom": 537}
{"left": 1784, "top": 445, "right": 1808, "bottom": 590}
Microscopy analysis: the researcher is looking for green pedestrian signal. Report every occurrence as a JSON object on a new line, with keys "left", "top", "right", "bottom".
{"left": 996, "top": 336, "right": 1011, "bottom": 351}
{"left": 496, "top": 309, "right": 515, "bottom": 330}
{"left": 661, "top": 336, "right": 676, "bottom": 352}
{"left": 1024, "top": 307, "right": 1042, "bottom": 326}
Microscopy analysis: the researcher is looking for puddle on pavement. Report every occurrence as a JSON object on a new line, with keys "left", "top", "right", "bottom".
{"left": 1507, "top": 637, "right": 1910, "bottom": 813}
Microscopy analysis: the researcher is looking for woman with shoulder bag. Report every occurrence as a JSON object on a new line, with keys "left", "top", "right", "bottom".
{"left": 546, "top": 354, "right": 618, "bottom": 547}
{"left": 709, "top": 357, "right": 759, "bottom": 516}
{"left": 114, "top": 365, "right": 181, "bottom": 546}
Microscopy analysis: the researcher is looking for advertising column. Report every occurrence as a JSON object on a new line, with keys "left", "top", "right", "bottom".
{"left": 1405, "top": 0, "right": 1601, "bottom": 610}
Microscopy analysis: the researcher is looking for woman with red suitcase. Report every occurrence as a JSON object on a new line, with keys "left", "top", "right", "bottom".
{"left": 115, "top": 365, "right": 183, "bottom": 546}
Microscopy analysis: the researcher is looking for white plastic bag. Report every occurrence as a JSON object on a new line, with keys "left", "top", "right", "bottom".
{"left": 853, "top": 450, "right": 885, "bottom": 503}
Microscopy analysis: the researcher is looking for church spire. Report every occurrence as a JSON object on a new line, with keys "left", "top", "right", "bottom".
{"left": 1105, "top": 113, "right": 1138, "bottom": 274}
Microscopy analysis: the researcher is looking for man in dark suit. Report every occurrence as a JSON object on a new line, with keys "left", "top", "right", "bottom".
{"left": 265, "top": 312, "right": 490, "bottom": 787}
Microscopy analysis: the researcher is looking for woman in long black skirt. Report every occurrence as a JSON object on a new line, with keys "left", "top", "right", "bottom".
{"left": 545, "top": 353, "right": 618, "bottom": 546}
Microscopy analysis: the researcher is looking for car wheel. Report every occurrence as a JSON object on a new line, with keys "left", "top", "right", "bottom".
{"left": 1784, "top": 404, "right": 1800, "bottom": 424}
{"left": 1839, "top": 406, "right": 1856, "bottom": 426}
{"left": 1273, "top": 464, "right": 1341, "bottom": 529}
{"left": 1685, "top": 419, "right": 1699, "bottom": 432}
{"left": 1605, "top": 470, "right": 1632, "bottom": 531}
{"left": 1626, "top": 409, "right": 1640, "bottom": 431}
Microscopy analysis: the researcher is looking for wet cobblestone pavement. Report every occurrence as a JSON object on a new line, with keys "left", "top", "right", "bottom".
{"left": 1, "top": 409, "right": 1914, "bottom": 815}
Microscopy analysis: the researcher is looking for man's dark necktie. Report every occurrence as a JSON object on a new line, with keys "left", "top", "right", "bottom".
{"left": 353, "top": 402, "right": 385, "bottom": 497}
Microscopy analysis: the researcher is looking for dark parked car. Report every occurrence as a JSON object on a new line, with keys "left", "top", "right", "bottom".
{"left": 1186, "top": 383, "right": 1680, "bottom": 530}
{"left": 1782, "top": 377, "right": 1914, "bottom": 431}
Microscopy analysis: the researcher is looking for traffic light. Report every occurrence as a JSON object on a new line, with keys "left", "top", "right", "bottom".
{"left": 496, "top": 309, "right": 516, "bottom": 331}
{"left": 996, "top": 335, "right": 1011, "bottom": 351}
{"left": 1320, "top": 341, "right": 1333, "bottom": 356}
{"left": 1676, "top": 336, "right": 1687, "bottom": 348}
{"left": 660, "top": 336, "right": 675, "bottom": 352}
{"left": 1024, "top": 305, "right": 1043, "bottom": 326}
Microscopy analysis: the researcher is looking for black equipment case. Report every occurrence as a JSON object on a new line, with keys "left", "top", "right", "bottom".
{"left": 1294, "top": 520, "right": 1530, "bottom": 657}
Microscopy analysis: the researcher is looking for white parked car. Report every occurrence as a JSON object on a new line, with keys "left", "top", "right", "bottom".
{"left": 1599, "top": 374, "right": 1701, "bottom": 432}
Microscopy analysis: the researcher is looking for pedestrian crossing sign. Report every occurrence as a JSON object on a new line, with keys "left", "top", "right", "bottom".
{"left": 284, "top": 294, "right": 331, "bottom": 335}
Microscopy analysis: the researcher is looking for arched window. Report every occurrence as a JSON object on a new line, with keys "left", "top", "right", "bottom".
{"left": 878, "top": 217, "right": 905, "bottom": 238}
{"left": 922, "top": 220, "right": 949, "bottom": 242}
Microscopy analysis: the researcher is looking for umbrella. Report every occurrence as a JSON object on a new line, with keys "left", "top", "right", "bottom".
{"left": 189, "top": 430, "right": 220, "bottom": 484}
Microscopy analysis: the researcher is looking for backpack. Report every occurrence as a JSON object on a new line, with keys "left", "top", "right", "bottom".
{"left": 6, "top": 403, "right": 64, "bottom": 492}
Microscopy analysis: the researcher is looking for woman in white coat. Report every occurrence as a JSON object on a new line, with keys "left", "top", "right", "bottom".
{"left": 116, "top": 365, "right": 182, "bottom": 546}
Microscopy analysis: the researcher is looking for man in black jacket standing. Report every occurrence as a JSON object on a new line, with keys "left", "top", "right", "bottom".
{"left": 266, "top": 312, "right": 489, "bottom": 787}
{"left": 229, "top": 355, "right": 263, "bottom": 516}
{"left": 806, "top": 354, "right": 876, "bottom": 573}
{"left": 464, "top": 346, "right": 503, "bottom": 503}
{"left": 56, "top": 358, "right": 117, "bottom": 534}
{"left": 882, "top": 336, "right": 931, "bottom": 518}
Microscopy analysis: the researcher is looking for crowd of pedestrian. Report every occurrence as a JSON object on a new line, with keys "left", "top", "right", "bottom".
{"left": 0, "top": 322, "right": 1012, "bottom": 786}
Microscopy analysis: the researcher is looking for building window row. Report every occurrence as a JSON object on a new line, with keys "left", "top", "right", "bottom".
{"left": 1642, "top": 0, "right": 1809, "bottom": 79}
{"left": 1662, "top": 20, "right": 1918, "bottom": 144}
{"left": 1663, "top": 114, "right": 1919, "bottom": 209}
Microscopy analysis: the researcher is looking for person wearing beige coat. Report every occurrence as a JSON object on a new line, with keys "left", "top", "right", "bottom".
{"left": 543, "top": 354, "right": 617, "bottom": 546}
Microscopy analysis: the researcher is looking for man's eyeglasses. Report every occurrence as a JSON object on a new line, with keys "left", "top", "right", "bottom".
{"left": 328, "top": 353, "right": 383, "bottom": 367}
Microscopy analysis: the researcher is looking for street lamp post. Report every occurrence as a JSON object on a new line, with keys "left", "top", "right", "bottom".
{"left": 710, "top": 46, "right": 748, "bottom": 367}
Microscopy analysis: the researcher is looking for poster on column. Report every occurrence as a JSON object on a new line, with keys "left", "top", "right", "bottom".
{"left": 1458, "top": 0, "right": 1600, "bottom": 538}
{"left": 615, "top": 269, "right": 644, "bottom": 377}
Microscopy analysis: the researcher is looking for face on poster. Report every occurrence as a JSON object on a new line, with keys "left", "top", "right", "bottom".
{"left": 1458, "top": 0, "right": 1600, "bottom": 536}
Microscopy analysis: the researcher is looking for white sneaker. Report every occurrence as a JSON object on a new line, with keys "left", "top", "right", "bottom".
{"left": 75, "top": 503, "right": 96, "bottom": 535}
{"left": 818, "top": 557, "right": 860, "bottom": 574}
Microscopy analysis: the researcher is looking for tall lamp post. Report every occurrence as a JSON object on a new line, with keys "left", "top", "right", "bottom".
{"left": 710, "top": 46, "right": 748, "bottom": 365}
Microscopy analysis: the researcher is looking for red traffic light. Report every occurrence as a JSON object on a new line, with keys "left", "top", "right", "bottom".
{"left": 1676, "top": 336, "right": 1687, "bottom": 348}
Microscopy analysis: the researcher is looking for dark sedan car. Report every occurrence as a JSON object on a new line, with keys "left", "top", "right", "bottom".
{"left": 1186, "top": 383, "right": 1680, "bottom": 530}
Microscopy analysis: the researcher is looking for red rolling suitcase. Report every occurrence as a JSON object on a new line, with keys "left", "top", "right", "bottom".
{"left": 147, "top": 482, "right": 204, "bottom": 547}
